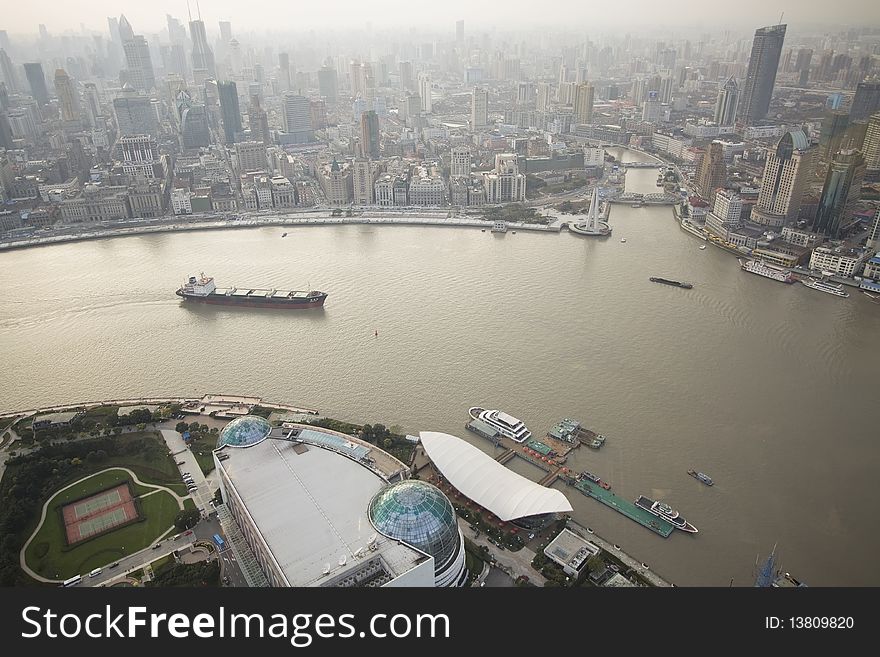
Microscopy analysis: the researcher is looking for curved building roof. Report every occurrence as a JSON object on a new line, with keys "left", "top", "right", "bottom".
{"left": 217, "top": 415, "right": 272, "bottom": 448}
{"left": 419, "top": 431, "right": 573, "bottom": 522}
{"left": 369, "top": 480, "right": 461, "bottom": 572}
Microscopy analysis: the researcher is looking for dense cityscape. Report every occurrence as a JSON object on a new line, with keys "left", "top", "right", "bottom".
{"left": 0, "top": 2, "right": 879, "bottom": 595}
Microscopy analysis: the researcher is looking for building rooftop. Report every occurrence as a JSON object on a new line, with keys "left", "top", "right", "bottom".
{"left": 216, "top": 437, "right": 428, "bottom": 586}
{"left": 544, "top": 528, "right": 599, "bottom": 572}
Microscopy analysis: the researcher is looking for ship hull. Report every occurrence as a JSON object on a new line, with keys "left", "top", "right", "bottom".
{"left": 176, "top": 290, "right": 326, "bottom": 309}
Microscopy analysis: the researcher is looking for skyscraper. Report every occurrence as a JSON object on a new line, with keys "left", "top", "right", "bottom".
{"left": 114, "top": 84, "right": 158, "bottom": 136}
{"left": 359, "top": 110, "right": 380, "bottom": 159}
{"left": 863, "top": 112, "right": 880, "bottom": 174}
{"left": 536, "top": 82, "right": 552, "bottom": 112}
{"left": 318, "top": 66, "right": 338, "bottom": 103}
{"left": 850, "top": 79, "right": 880, "bottom": 122}
{"left": 813, "top": 148, "right": 866, "bottom": 238}
{"left": 119, "top": 16, "right": 155, "bottom": 94}
{"left": 247, "top": 95, "right": 271, "bottom": 146}
{"left": 54, "top": 69, "right": 80, "bottom": 121}
{"left": 218, "top": 81, "right": 242, "bottom": 143}
{"left": 189, "top": 19, "right": 215, "bottom": 78}
{"left": 279, "top": 53, "right": 292, "bottom": 90}
{"left": 471, "top": 87, "right": 488, "bottom": 130}
{"left": 418, "top": 73, "right": 432, "bottom": 113}
{"left": 714, "top": 77, "right": 739, "bottom": 126}
{"left": 819, "top": 110, "right": 850, "bottom": 162}
{"left": 573, "top": 82, "right": 594, "bottom": 125}
{"left": 737, "top": 24, "right": 786, "bottom": 125}
{"left": 697, "top": 142, "right": 726, "bottom": 203}
{"left": 450, "top": 147, "right": 471, "bottom": 178}
{"left": 0, "top": 49, "right": 18, "bottom": 93}
{"left": 281, "top": 93, "right": 313, "bottom": 143}
{"left": 398, "top": 61, "right": 414, "bottom": 92}
{"left": 752, "top": 128, "right": 814, "bottom": 227}
{"left": 219, "top": 21, "right": 232, "bottom": 44}
{"left": 23, "top": 62, "right": 49, "bottom": 105}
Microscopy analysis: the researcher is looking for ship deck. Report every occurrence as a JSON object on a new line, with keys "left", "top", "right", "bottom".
{"left": 567, "top": 480, "right": 675, "bottom": 537}
{"left": 212, "top": 288, "right": 314, "bottom": 299}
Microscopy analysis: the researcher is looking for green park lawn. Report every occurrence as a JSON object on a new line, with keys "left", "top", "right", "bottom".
{"left": 25, "top": 469, "right": 181, "bottom": 580}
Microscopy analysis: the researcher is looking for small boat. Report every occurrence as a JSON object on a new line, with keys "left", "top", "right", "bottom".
{"left": 699, "top": 245, "right": 707, "bottom": 250}
{"left": 282, "top": 232, "right": 287, "bottom": 237}
{"left": 863, "top": 291, "right": 879, "bottom": 301}
{"left": 620, "top": 238, "right": 627, "bottom": 243}
{"left": 688, "top": 469, "right": 714, "bottom": 486}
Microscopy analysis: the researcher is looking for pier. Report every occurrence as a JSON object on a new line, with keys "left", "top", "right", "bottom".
{"left": 560, "top": 475, "right": 675, "bottom": 538}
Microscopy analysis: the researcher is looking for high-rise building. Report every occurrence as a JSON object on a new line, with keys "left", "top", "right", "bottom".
{"left": 752, "top": 129, "right": 814, "bottom": 227}
{"left": 813, "top": 148, "right": 866, "bottom": 238}
{"left": 471, "top": 87, "right": 488, "bottom": 130}
{"left": 819, "top": 110, "right": 850, "bottom": 162}
{"left": 418, "top": 73, "right": 432, "bottom": 113}
{"left": 219, "top": 21, "right": 232, "bottom": 43}
{"left": 118, "top": 16, "right": 155, "bottom": 93}
{"left": 248, "top": 95, "right": 271, "bottom": 146}
{"left": 218, "top": 81, "right": 242, "bottom": 143}
{"left": 179, "top": 103, "right": 211, "bottom": 149}
{"left": 359, "top": 110, "right": 380, "bottom": 159}
{"left": 642, "top": 90, "right": 661, "bottom": 123}
{"left": 189, "top": 19, "right": 215, "bottom": 78}
{"left": 737, "top": 24, "right": 786, "bottom": 125}
{"left": 863, "top": 112, "right": 880, "bottom": 173}
{"left": 714, "top": 77, "right": 739, "bottom": 126}
{"left": 318, "top": 66, "right": 338, "bottom": 103}
{"left": 352, "top": 158, "right": 375, "bottom": 205}
{"left": 450, "top": 146, "right": 471, "bottom": 178}
{"left": 866, "top": 208, "right": 880, "bottom": 251}
{"left": 697, "top": 141, "right": 727, "bottom": 203}
{"left": 119, "top": 134, "right": 164, "bottom": 180}
{"left": 23, "top": 62, "right": 49, "bottom": 105}
{"left": 53, "top": 69, "right": 81, "bottom": 122}
{"left": 0, "top": 112, "right": 14, "bottom": 149}
{"left": 850, "top": 79, "right": 880, "bottom": 122}
{"left": 0, "top": 49, "right": 18, "bottom": 93}
{"left": 114, "top": 85, "right": 158, "bottom": 136}
{"left": 573, "top": 82, "right": 594, "bottom": 125}
{"left": 281, "top": 93, "right": 313, "bottom": 143}
{"left": 235, "top": 140, "right": 267, "bottom": 173}
{"left": 398, "top": 61, "right": 414, "bottom": 92}
{"left": 482, "top": 154, "right": 525, "bottom": 203}
{"left": 278, "top": 53, "right": 291, "bottom": 90}
{"left": 536, "top": 82, "right": 552, "bottom": 112}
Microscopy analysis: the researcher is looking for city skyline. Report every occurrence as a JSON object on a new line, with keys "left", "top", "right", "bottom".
{"left": 1, "top": 1, "right": 880, "bottom": 34}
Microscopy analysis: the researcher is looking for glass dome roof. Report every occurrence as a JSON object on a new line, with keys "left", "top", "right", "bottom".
{"left": 217, "top": 415, "right": 272, "bottom": 448}
{"left": 368, "top": 480, "right": 460, "bottom": 570}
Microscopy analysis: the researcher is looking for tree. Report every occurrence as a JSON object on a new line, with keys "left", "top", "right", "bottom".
{"left": 174, "top": 509, "right": 202, "bottom": 531}
{"left": 176, "top": 422, "right": 189, "bottom": 433}
{"left": 188, "top": 422, "right": 201, "bottom": 433}
{"left": 382, "top": 438, "right": 393, "bottom": 449}
{"left": 361, "top": 424, "right": 373, "bottom": 443}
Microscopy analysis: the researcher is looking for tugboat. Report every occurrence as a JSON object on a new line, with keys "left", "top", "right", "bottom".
{"left": 688, "top": 469, "right": 714, "bottom": 486}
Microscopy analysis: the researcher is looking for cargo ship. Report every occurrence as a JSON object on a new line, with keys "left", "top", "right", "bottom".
{"left": 649, "top": 277, "right": 693, "bottom": 289}
{"left": 176, "top": 274, "right": 327, "bottom": 309}
{"left": 634, "top": 496, "right": 698, "bottom": 533}
{"left": 738, "top": 258, "right": 795, "bottom": 284}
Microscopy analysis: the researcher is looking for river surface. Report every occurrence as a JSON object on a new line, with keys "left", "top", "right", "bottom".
{"left": 1, "top": 147, "right": 879, "bottom": 586}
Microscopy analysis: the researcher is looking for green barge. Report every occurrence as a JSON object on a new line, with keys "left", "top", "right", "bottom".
{"left": 562, "top": 475, "right": 675, "bottom": 538}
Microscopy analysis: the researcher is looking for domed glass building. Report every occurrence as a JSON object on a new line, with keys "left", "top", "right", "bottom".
{"left": 217, "top": 415, "right": 272, "bottom": 448}
{"left": 368, "top": 480, "right": 468, "bottom": 587}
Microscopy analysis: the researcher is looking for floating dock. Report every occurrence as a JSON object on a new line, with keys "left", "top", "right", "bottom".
{"left": 561, "top": 476, "right": 675, "bottom": 538}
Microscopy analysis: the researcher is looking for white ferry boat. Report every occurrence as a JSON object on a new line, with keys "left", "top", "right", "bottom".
{"left": 801, "top": 278, "right": 849, "bottom": 298}
{"left": 738, "top": 258, "right": 795, "bottom": 284}
{"left": 468, "top": 407, "right": 531, "bottom": 443}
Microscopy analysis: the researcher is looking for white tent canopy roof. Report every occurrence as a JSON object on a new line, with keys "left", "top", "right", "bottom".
{"left": 419, "top": 431, "right": 573, "bottom": 522}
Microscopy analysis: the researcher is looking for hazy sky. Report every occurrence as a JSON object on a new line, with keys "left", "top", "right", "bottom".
{"left": 1, "top": 0, "right": 879, "bottom": 34}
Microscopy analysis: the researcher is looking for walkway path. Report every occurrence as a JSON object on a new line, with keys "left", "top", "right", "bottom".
{"left": 458, "top": 519, "right": 547, "bottom": 586}
{"left": 20, "top": 467, "right": 187, "bottom": 583}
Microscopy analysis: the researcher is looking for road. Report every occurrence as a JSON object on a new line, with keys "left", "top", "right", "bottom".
{"left": 458, "top": 518, "right": 546, "bottom": 586}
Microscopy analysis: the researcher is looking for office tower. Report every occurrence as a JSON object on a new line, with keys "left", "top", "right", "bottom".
{"left": 737, "top": 24, "right": 786, "bottom": 124}
{"left": 697, "top": 142, "right": 726, "bottom": 203}
{"left": 819, "top": 110, "right": 850, "bottom": 162}
{"left": 708, "top": 190, "right": 743, "bottom": 226}
{"left": 482, "top": 154, "right": 525, "bottom": 203}
{"left": 278, "top": 53, "right": 291, "bottom": 90}
{"left": 54, "top": 69, "right": 81, "bottom": 121}
{"left": 179, "top": 102, "right": 210, "bottom": 149}
{"left": 863, "top": 112, "right": 880, "bottom": 173}
{"left": 24, "top": 62, "right": 49, "bottom": 105}
{"left": 403, "top": 93, "right": 421, "bottom": 127}
{"left": 359, "top": 110, "right": 380, "bottom": 158}
{"left": 844, "top": 120, "right": 869, "bottom": 153}
{"left": 235, "top": 140, "right": 267, "bottom": 173}
{"left": 418, "top": 73, "right": 432, "bottom": 113}
{"left": 536, "top": 82, "right": 552, "bottom": 112}
{"left": 219, "top": 21, "right": 232, "bottom": 43}
{"left": 282, "top": 93, "right": 313, "bottom": 143}
{"left": 114, "top": 85, "right": 158, "bottom": 136}
{"left": 0, "top": 112, "right": 14, "bottom": 149}
{"left": 218, "top": 81, "right": 242, "bottom": 143}
{"left": 83, "top": 82, "right": 101, "bottom": 127}
{"left": 456, "top": 20, "right": 464, "bottom": 43}
{"left": 318, "top": 66, "right": 338, "bottom": 103}
{"left": 867, "top": 209, "right": 880, "bottom": 251}
{"left": 399, "top": 61, "right": 414, "bottom": 91}
{"left": 450, "top": 146, "right": 471, "bottom": 178}
{"left": 167, "top": 15, "right": 186, "bottom": 43}
{"left": 119, "top": 16, "right": 156, "bottom": 93}
{"left": 752, "top": 129, "right": 814, "bottom": 227}
{"left": 471, "top": 87, "right": 488, "bottom": 130}
{"left": 573, "top": 82, "right": 594, "bottom": 125}
{"left": 642, "top": 90, "right": 661, "bottom": 123}
{"left": 0, "top": 49, "right": 18, "bottom": 93}
{"left": 189, "top": 18, "right": 215, "bottom": 78}
{"left": 352, "top": 158, "right": 375, "bottom": 205}
{"left": 813, "top": 148, "right": 866, "bottom": 238}
{"left": 247, "top": 95, "right": 270, "bottom": 145}
{"left": 850, "top": 79, "right": 880, "bottom": 122}
{"left": 0, "top": 83, "right": 7, "bottom": 112}
{"left": 714, "top": 77, "right": 738, "bottom": 126}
